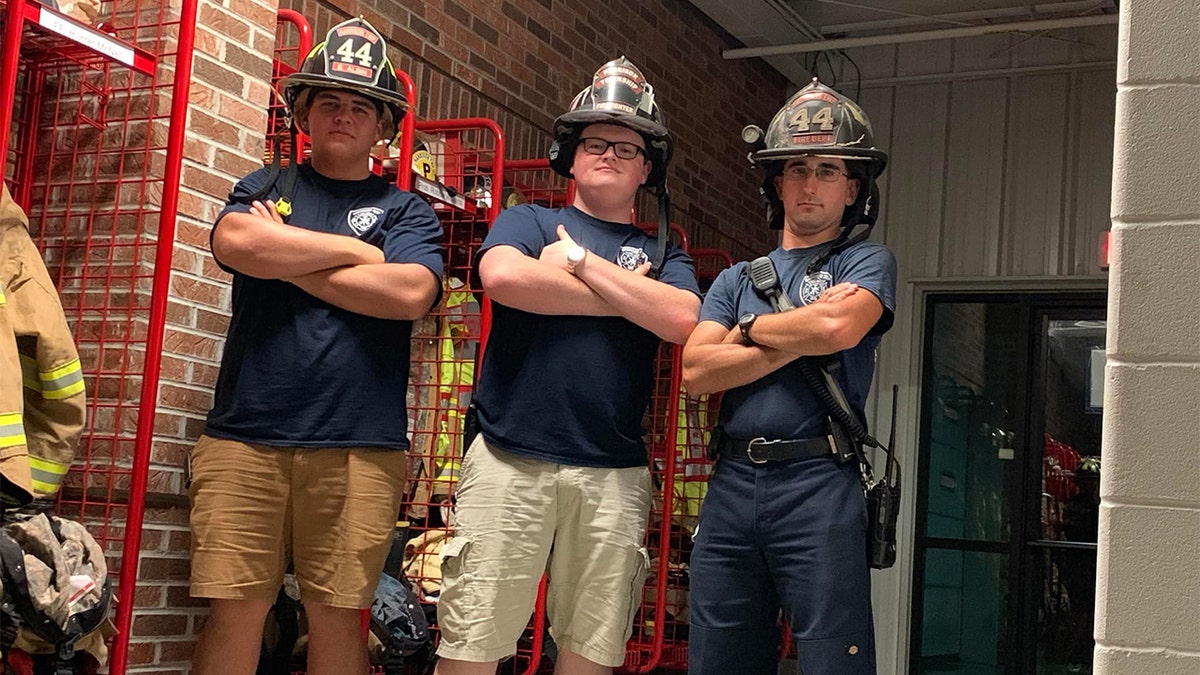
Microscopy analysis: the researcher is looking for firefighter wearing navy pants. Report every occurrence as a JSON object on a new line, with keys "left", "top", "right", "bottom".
{"left": 681, "top": 79, "right": 896, "bottom": 675}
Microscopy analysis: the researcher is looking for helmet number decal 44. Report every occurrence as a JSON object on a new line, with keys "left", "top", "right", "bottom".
{"left": 790, "top": 105, "right": 834, "bottom": 132}
{"left": 336, "top": 39, "right": 375, "bottom": 67}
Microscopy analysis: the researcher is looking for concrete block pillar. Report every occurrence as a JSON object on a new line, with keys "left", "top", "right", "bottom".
{"left": 1098, "top": 1, "right": 1200, "bottom": 673}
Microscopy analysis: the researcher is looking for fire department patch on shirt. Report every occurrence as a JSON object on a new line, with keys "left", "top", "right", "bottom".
{"left": 799, "top": 270, "right": 834, "bottom": 305}
{"left": 617, "top": 246, "right": 649, "bottom": 271}
{"left": 347, "top": 206, "right": 384, "bottom": 235}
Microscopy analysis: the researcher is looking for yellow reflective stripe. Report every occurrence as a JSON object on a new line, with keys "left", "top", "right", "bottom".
{"left": 41, "top": 363, "right": 86, "bottom": 399}
{"left": 435, "top": 460, "right": 461, "bottom": 480}
{"left": 0, "top": 286, "right": 6, "bottom": 304}
{"left": 0, "top": 412, "right": 26, "bottom": 448}
{"left": 17, "top": 355, "right": 85, "bottom": 399}
{"left": 28, "top": 455, "right": 69, "bottom": 477}
{"left": 31, "top": 477, "right": 61, "bottom": 496}
{"left": 41, "top": 358, "right": 82, "bottom": 383}
{"left": 30, "top": 459, "right": 68, "bottom": 493}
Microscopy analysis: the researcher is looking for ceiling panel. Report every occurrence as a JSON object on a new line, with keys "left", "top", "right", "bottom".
{"left": 689, "top": 0, "right": 1118, "bottom": 85}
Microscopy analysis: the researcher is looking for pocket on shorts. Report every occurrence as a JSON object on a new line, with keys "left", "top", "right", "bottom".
{"left": 439, "top": 535, "right": 472, "bottom": 580}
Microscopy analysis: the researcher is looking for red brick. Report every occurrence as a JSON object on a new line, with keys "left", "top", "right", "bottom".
{"left": 159, "top": 382, "right": 215, "bottom": 414}
{"left": 132, "top": 613, "right": 189, "bottom": 637}
{"left": 125, "top": 640, "right": 156, "bottom": 666}
{"left": 143, "top": 506, "right": 192, "bottom": 526}
{"left": 191, "top": 107, "right": 244, "bottom": 147}
{"left": 151, "top": 440, "right": 193, "bottom": 467}
{"left": 134, "top": 584, "right": 165, "bottom": 608}
{"left": 167, "top": 529, "right": 192, "bottom": 553}
{"left": 162, "top": 328, "right": 221, "bottom": 359}
{"left": 191, "top": 362, "right": 222, "bottom": 388}
{"left": 195, "top": 307, "right": 231, "bottom": 336}
{"left": 167, "top": 584, "right": 210, "bottom": 609}
{"left": 199, "top": 3, "right": 252, "bottom": 43}
{"left": 193, "top": 54, "right": 246, "bottom": 97}
{"left": 158, "top": 639, "right": 198, "bottom": 664}
{"left": 137, "top": 556, "right": 192, "bottom": 583}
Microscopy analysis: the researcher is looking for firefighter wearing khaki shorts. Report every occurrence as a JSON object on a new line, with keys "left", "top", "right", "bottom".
{"left": 433, "top": 58, "right": 701, "bottom": 675}
{"left": 188, "top": 18, "right": 443, "bottom": 675}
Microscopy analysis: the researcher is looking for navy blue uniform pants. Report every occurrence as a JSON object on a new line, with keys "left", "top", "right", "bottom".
{"left": 688, "top": 455, "right": 875, "bottom": 675}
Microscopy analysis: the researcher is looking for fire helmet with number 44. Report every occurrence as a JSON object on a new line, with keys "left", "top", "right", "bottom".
{"left": 744, "top": 78, "right": 888, "bottom": 232}
{"left": 277, "top": 16, "right": 409, "bottom": 146}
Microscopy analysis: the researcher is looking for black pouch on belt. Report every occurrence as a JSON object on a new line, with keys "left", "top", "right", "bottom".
{"left": 825, "top": 415, "right": 860, "bottom": 466}
{"left": 463, "top": 402, "right": 480, "bottom": 450}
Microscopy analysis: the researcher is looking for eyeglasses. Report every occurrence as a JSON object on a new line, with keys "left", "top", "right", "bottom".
{"left": 781, "top": 164, "right": 849, "bottom": 182}
{"left": 579, "top": 137, "right": 646, "bottom": 160}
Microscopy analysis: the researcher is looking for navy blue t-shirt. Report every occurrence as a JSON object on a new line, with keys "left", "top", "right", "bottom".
{"left": 474, "top": 205, "right": 701, "bottom": 468}
{"left": 205, "top": 163, "right": 444, "bottom": 449}
{"left": 699, "top": 241, "right": 897, "bottom": 441}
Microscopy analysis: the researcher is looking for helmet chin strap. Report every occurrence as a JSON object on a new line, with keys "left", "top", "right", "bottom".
{"left": 805, "top": 187, "right": 878, "bottom": 276}
{"left": 649, "top": 184, "right": 670, "bottom": 279}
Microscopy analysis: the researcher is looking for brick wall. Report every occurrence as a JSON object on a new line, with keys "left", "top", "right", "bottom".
{"left": 284, "top": 0, "right": 788, "bottom": 260}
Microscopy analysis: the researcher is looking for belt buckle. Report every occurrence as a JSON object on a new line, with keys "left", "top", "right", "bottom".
{"left": 746, "top": 437, "right": 774, "bottom": 464}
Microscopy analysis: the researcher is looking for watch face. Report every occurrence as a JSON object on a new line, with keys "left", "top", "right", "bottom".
{"left": 567, "top": 246, "right": 586, "bottom": 263}
{"left": 738, "top": 313, "right": 757, "bottom": 344}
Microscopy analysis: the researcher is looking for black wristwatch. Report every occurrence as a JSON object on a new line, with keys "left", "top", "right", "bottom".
{"left": 738, "top": 313, "right": 759, "bottom": 345}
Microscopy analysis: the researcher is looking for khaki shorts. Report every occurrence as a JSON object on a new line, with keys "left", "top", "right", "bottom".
{"left": 436, "top": 436, "right": 651, "bottom": 667}
{"left": 188, "top": 435, "right": 407, "bottom": 609}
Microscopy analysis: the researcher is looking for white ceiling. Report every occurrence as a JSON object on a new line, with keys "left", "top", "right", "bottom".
{"left": 690, "top": 0, "right": 1119, "bottom": 85}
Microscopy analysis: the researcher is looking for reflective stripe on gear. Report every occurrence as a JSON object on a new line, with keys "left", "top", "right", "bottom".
{"left": 431, "top": 281, "right": 478, "bottom": 494}
{"left": 29, "top": 454, "right": 70, "bottom": 495}
{"left": 0, "top": 411, "right": 27, "bottom": 449}
{"left": 20, "top": 353, "right": 86, "bottom": 399}
{"left": 2, "top": 182, "right": 86, "bottom": 505}
{"left": 672, "top": 393, "right": 712, "bottom": 534}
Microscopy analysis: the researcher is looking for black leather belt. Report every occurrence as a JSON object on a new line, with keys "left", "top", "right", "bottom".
{"left": 716, "top": 435, "right": 833, "bottom": 464}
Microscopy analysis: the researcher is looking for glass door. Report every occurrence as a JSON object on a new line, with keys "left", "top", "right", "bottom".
{"left": 910, "top": 293, "right": 1104, "bottom": 675}
{"left": 1021, "top": 310, "right": 1106, "bottom": 675}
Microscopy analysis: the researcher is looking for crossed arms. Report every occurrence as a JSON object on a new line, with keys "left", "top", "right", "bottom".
{"left": 478, "top": 225, "right": 700, "bottom": 345}
{"left": 211, "top": 200, "right": 439, "bottom": 320}
{"left": 680, "top": 282, "right": 883, "bottom": 396}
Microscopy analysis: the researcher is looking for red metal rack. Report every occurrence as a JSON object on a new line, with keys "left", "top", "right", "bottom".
{"left": 0, "top": 1, "right": 199, "bottom": 673}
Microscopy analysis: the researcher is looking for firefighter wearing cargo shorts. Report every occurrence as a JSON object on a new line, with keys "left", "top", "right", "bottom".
{"left": 433, "top": 58, "right": 701, "bottom": 675}
{"left": 187, "top": 18, "right": 443, "bottom": 675}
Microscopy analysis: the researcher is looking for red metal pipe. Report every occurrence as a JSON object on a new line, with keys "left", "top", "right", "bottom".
{"left": 0, "top": 0, "right": 30, "bottom": 167}
{"left": 395, "top": 70, "right": 417, "bottom": 191}
{"left": 644, "top": 346, "right": 685, "bottom": 671}
{"left": 13, "top": 67, "right": 44, "bottom": 208}
{"left": 276, "top": 8, "right": 312, "bottom": 63}
{"left": 495, "top": 158, "right": 551, "bottom": 171}
{"left": 414, "top": 117, "right": 506, "bottom": 363}
{"left": 106, "top": 0, "right": 199, "bottom": 671}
